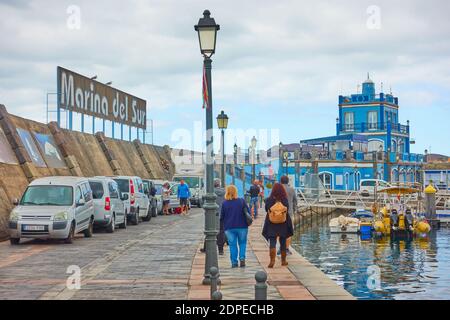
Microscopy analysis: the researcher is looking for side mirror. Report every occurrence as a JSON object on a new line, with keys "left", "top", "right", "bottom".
{"left": 76, "top": 199, "right": 86, "bottom": 207}
{"left": 12, "top": 198, "right": 19, "bottom": 206}
{"left": 121, "top": 194, "right": 129, "bottom": 201}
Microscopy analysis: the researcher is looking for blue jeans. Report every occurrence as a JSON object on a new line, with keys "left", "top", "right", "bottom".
{"left": 250, "top": 197, "right": 259, "bottom": 217}
{"left": 225, "top": 228, "right": 248, "bottom": 266}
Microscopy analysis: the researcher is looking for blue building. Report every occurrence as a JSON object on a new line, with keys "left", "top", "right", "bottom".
{"left": 276, "top": 75, "right": 424, "bottom": 191}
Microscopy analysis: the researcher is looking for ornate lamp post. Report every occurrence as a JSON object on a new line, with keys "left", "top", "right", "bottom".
{"left": 195, "top": 9, "right": 220, "bottom": 286}
{"left": 233, "top": 143, "right": 238, "bottom": 185}
{"left": 251, "top": 136, "right": 257, "bottom": 182}
{"left": 216, "top": 110, "right": 229, "bottom": 187}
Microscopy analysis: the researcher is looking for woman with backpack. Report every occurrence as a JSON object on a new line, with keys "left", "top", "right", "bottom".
{"left": 220, "top": 185, "right": 252, "bottom": 268}
{"left": 262, "top": 182, "right": 294, "bottom": 268}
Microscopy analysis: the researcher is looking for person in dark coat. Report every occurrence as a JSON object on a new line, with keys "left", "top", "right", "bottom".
{"left": 262, "top": 182, "right": 294, "bottom": 268}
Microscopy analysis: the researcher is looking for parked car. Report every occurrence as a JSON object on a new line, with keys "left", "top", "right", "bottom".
{"left": 89, "top": 177, "right": 127, "bottom": 232}
{"left": 360, "top": 179, "right": 391, "bottom": 196}
{"left": 8, "top": 176, "right": 95, "bottom": 244}
{"left": 152, "top": 180, "right": 165, "bottom": 215}
{"left": 111, "top": 176, "right": 151, "bottom": 224}
{"left": 142, "top": 179, "right": 157, "bottom": 217}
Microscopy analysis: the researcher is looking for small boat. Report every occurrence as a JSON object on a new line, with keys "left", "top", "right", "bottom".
{"left": 329, "top": 215, "right": 360, "bottom": 233}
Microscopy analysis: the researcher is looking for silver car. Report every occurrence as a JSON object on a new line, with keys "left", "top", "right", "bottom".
{"left": 111, "top": 176, "right": 151, "bottom": 225}
{"left": 8, "top": 176, "right": 95, "bottom": 244}
{"left": 89, "top": 177, "right": 127, "bottom": 233}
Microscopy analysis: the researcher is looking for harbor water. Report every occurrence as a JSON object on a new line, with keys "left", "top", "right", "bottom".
{"left": 292, "top": 212, "right": 450, "bottom": 300}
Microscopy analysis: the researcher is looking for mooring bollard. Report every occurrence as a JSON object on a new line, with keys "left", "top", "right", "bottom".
{"left": 255, "top": 271, "right": 268, "bottom": 300}
{"left": 210, "top": 267, "right": 219, "bottom": 298}
{"left": 211, "top": 291, "right": 222, "bottom": 300}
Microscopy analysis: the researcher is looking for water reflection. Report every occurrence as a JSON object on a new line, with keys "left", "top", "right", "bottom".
{"left": 292, "top": 213, "right": 450, "bottom": 300}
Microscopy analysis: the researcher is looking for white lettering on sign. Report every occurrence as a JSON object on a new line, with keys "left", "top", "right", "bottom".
{"left": 58, "top": 67, "right": 147, "bottom": 129}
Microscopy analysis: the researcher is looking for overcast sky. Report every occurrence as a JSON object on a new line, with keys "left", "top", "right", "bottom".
{"left": 0, "top": 0, "right": 449, "bottom": 155}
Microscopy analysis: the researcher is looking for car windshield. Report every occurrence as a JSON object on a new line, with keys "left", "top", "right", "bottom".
{"left": 89, "top": 181, "right": 104, "bottom": 199}
{"left": 155, "top": 184, "right": 163, "bottom": 195}
{"left": 20, "top": 185, "right": 73, "bottom": 206}
{"left": 173, "top": 177, "right": 200, "bottom": 188}
{"left": 113, "top": 179, "right": 129, "bottom": 193}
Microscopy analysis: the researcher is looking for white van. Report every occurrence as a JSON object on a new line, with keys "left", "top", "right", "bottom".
{"left": 111, "top": 176, "right": 150, "bottom": 225}
{"left": 8, "top": 176, "right": 95, "bottom": 244}
{"left": 89, "top": 177, "right": 127, "bottom": 232}
{"left": 359, "top": 179, "right": 391, "bottom": 195}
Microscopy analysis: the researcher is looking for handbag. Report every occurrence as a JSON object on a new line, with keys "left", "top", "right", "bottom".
{"left": 242, "top": 199, "right": 253, "bottom": 226}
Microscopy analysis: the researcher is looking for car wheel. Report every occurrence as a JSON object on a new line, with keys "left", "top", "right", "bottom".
{"left": 65, "top": 222, "right": 75, "bottom": 244}
{"left": 132, "top": 208, "right": 139, "bottom": 225}
{"left": 143, "top": 206, "right": 152, "bottom": 222}
{"left": 119, "top": 211, "right": 127, "bottom": 229}
{"left": 106, "top": 214, "right": 115, "bottom": 233}
{"left": 84, "top": 217, "right": 94, "bottom": 238}
{"left": 10, "top": 238, "right": 20, "bottom": 245}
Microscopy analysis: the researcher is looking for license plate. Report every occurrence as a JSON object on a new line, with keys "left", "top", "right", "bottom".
{"left": 23, "top": 225, "right": 45, "bottom": 231}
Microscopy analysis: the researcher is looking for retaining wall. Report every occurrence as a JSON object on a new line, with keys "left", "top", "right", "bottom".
{"left": 0, "top": 104, "right": 175, "bottom": 240}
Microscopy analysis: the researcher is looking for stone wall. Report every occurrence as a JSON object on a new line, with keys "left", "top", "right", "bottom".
{"left": 0, "top": 104, "right": 175, "bottom": 240}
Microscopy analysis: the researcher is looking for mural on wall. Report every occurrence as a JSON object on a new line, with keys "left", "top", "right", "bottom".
{"left": 0, "top": 127, "right": 18, "bottom": 165}
{"left": 16, "top": 128, "right": 47, "bottom": 167}
{"left": 33, "top": 132, "right": 66, "bottom": 168}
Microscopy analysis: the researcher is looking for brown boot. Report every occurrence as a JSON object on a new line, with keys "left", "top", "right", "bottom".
{"left": 268, "top": 248, "right": 276, "bottom": 268}
{"left": 281, "top": 251, "right": 288, "bottom": 266}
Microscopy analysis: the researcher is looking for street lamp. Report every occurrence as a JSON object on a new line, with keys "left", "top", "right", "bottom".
{"left": 283, "top": 151, "right": 289, "bottom": 174}
{"left": 195, "top": 9, "right": 220, "bottom": 286}
{"left": 279, "top": 142, "right": 283, "bottom": 180}
{"left": 217, "top": 110, "right": 229, "bottom": 188}
{"left": 251, "top": 136, "right": 257, "bottom": 182}
{"left": 233, "top": 143, "right": 238, "bottom": 185}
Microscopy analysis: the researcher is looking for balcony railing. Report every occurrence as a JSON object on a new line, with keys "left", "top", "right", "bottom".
{"left": 295, "top": 150, "right": 423, "bottom": 163}
{"left": 339, "top": 122, "right": 409, "bottom": 134}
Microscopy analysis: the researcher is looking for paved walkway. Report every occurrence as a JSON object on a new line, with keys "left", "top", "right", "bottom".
{"left": 188, "top": 208, "right": 354, "bottom": 300}
{"left": 0, "top": 206, "right": 354, "bottom": 300}
{"left": 0, "top": 209, "right": 204, "bottom": 300}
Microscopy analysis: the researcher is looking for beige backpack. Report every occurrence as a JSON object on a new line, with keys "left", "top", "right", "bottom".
{"left": 269, "top": 201, "right": 287, "bottom": 224}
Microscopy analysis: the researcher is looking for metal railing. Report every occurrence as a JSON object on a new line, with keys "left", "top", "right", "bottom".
{"left": 339, "top": 122, "right": 409, "bottom": 134}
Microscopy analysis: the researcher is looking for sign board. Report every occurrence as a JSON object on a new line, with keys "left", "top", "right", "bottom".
{"left": 33, "top": 132, "right": 66, "bottom": 168}
{"left": 0, "top": 126, "right": 18, "bottom": 164}
{"left": 57, "top": 66, "right": 147, "bottom": 129}
{"left": 16, "top": 128, "right": 47, "bottom": 167}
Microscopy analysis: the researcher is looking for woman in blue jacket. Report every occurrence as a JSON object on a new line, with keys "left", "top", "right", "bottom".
{"left": 220, "top": 185, "right": 250, "bottom": 268}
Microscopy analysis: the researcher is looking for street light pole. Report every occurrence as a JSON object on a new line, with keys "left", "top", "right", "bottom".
{"left": 216, "top": 110, "right": 229, "bottom": 188}
{"left": 195, "top": 9, "right": 220, "bottom": 286}
{"left": 251, "top": 136, "right": 257, "bottom": 183}
{"left": 233, "top": 143, "right": 237, "bottom": 185}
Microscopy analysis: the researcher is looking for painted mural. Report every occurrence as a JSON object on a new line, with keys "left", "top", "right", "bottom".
{"left": 16, "top": 128, "right": 47, "bottom": 167}
{"left": 33, "top": 132, "right": 66, "bottom": 168}
{"left": 0, "top": 127, "right": 18, "bottom": 165}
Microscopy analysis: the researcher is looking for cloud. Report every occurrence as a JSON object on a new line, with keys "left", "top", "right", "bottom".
{"left": 0, "top": 0, "right": 449, "bottom": 154}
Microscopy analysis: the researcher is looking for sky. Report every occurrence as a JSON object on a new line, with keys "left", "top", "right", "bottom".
{"left": 0, "top": 0, "right": 449, "bottom": 155}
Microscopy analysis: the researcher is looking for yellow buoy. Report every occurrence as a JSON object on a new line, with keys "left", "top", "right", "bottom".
{"left": 374, "top": 220, "right": 385, "bottom": 233}
{"left": 415, "top": 221, "right": 431, "bottom": 234}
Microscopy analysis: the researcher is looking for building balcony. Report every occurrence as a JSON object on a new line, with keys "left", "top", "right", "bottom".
{"left": 338, "top": 122, "right": 409, "bottom": 135}
{"left": 295, "top": 150, "right": 423, "bottom": 164}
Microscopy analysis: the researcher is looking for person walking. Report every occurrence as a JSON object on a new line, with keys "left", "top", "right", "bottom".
{"left": 248, "top": 180, "right": 260, "bottom": 219}
{"left": 221, "top": 185, "right": 250, "bottom": 268}
{"left": 262, "top": 183, "right": 293, "bottom": 268}
{"left": 258, "top": 180, "right": 265, "bottom": 209}
{"left": 280, "top": 175, "right": 297, "bottom": 256}
{"left": 177, "top": 180, "right": 191, "bottom": 215}
{"left": 162, "top": 182, "right": 171, "bottom": 215}
{"left": 201, "top": 179, "right": 227, "bottom": 255}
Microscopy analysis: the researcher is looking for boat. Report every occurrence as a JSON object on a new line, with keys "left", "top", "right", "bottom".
{"left": 372, "top": 186, "right": 431, "bottom": 238}
{"left": 329, "top": 215, "right": 360, "bottom": 233}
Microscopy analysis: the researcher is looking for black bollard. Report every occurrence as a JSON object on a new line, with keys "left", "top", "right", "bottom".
{"left": 211, "top": 291, "right": 222, "bottom": 300}
{"left": 210, "top": 267, "right": 219, "bottom": 299}
{"left": 255, "top": 271, "right": 268, "bottom": 300}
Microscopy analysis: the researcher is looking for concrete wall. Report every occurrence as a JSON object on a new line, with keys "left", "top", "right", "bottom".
{"left": 0, "top": 104, "right": 175, "bottom": 240}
